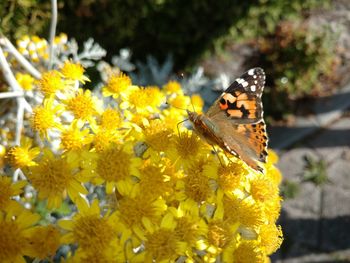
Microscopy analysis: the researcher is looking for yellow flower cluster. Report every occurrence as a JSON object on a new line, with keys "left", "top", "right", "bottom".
{"left": 16, "top": 33, "right": 68, "bottom": 62}
{"left": 2, "top": 61, "right": 283, "bottom": 262}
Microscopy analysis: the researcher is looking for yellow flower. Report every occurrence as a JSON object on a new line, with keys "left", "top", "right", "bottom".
{"left": 0, "top": 209, "right": 41, "bottom": 263}
{"left": 25, "top": 150, "right": 88, "bottom": 209}
{"left": 37, "top": 70, "right": 65, "bottom": 97}
{"left": 15, "top": 73, "right": 35, "bottom": 91}
{"left": 138, "top": 160, "right": 173, "bottom": 200}
{"left": 31, "top": 99, "right": 63, "bottom": 138}
{"left": 122, "top": 86, "right": 164, "bottom": 114}
{"left": 223, "top": 196, "right": 265, "bottom": 228}
{"left": 206, "top": 219, "right": 234, "bottom": 256}
{"left": 191, "top": 94, "right": 204, "bottom": 112}
{"left": 6, "top": 137, "right": 40, "bottom": 168}
{"left": 26, "top": 225, "right": 61, "bottom": 260}
{"left": 100, "top": 108, "right": 122, "bottom": 130}
{"left": 60, "top": 61, "right": 90, "bottom": 84}
{"left": 143, "top": 213, "right": 186, "bottom": 262}
{"left": 60, "top": 121, "right": 93, "bottom": 152}
{"left": 118, "top": 195, "right": 167, "bottom": 240}
{"left": 250, "top": 176, "right": 279, "bottom": 203}
{"left": 64, "top": 89, "right": 101, "bottom": 122}
{"left": 233, "top": 240, "right": 265, "bottom": 263}
{"left": 92, "top": 128, "right": 119, "bottom": 152}
{"left": 167, "top": 131, "right": 208, "bottom": 170}
{"left": 0, "top": 176, "right": 26, "bottom": 212}
{"left": 142, "top": 119, "right": 173, "bottom": 153}
{"left": 59, "top": 199, "right": 122, "bottom": 258}
{"left": 183, "top": 168, "right": 212, "bottom": 203}
{"left": 163, "top": 80, "right": 182, "bottom": 94}
{"left": 217, "top": 162, "right": 248, "bottom": 192}
{"left": 102, "top": 72, "right": 132, "bottom": 99}
{"left": 259, "top": 223, "right": 283, "bottom": 255}
{"left": 168, "top": 93, "right": 190, "bottom": 110}
{"left": 95, "top": 143, "right": 141, "bottom": 194}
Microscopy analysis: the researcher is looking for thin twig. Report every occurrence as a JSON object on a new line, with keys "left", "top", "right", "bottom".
{"left": 48, "top": 0, "right": 58, "bottom": 70}
{"left": 0, "top": 37, "right": 41, "bottom": 79}
{"left": 15, "top": 102, "right": 24, "bottom": 145}
{"left": 0, "top": 46, "right": 32, "bottom": 113}
{"left": 0, "top": 91, "right": 24, "bottom": 99}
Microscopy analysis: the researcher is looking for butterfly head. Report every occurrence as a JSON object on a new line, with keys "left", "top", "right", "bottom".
{"left": 186, "top": 110, "right": 200, "bottom": 123}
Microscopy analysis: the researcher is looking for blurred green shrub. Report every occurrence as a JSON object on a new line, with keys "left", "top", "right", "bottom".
{"left": 57, "top": 0, "right": 252, "bottom": 70}
{"left": 253, "top": 21, "right": 338, "bottom": 119}
{"left": 0, "top": 0, "right": 51, "bottom": 39}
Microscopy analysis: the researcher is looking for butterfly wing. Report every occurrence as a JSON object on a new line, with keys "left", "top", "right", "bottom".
{"left": 215, "top": 120, "right": 268, "bottom": 172}
{"left": 207, "top": 67, "right": 265, "bottom": 124}
{"left": 205, "top": 68, "right": 268, "bottom": 171}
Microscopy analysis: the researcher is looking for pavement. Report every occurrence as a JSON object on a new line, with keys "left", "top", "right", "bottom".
{"left": 272, "top": 111, "right": 350, "bottom": 262}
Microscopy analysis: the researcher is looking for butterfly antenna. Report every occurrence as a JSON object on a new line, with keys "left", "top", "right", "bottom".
{"left": 190, "top": 96, "right": 196, "bottom": 112}
{"left": 177, "top": 119, "right": 188, "bottom": 138}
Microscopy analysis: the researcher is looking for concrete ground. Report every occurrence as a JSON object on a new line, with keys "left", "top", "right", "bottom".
{"left": 273, "top": 112, "right": 350, "bottom": 262}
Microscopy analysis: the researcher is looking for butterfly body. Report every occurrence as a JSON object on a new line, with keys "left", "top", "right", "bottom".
{"left": 187, "top": 68, "right": 268, "bottom": 173}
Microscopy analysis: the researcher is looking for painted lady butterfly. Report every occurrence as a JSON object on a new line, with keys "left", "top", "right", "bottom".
{"left": 187, "top": 68, "right": 268, "bottom": 173}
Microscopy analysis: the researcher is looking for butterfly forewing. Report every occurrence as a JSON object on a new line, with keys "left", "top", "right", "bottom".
{"left": 207, "top": 67, "right": 265, "bottom": 124}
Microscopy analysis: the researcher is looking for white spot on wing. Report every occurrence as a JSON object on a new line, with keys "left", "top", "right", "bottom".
{"left": 248, "top": 69, "right": 255, "bottom": 75}
{"left": 242, "top": 81, "right": 248, "bottom": 88}
{"left": 250, "top": 85, "right": 256, "bottom": 92}
{"left": 236, "top": 78, "right": 244, "bottom": 84}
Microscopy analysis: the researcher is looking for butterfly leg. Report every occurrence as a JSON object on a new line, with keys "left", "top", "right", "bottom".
{"left": 211, "top": 146, "right": 224, "bottom": 166}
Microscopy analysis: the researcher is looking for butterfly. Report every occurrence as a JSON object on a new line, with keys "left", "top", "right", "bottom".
{"left": 187, "top": 67, "right": 268, "bottom": 173}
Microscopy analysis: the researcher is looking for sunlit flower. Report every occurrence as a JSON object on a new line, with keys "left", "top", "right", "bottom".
{"left": 25, "top": 150, "right": 88, "bottom": 209}
{"left": 95, "top": 143, "right": 141, "bottom": 194}
{"left": 182, "top": 166, "right": 212, "bottom": 203}
{"left": 60, "top": 121, "right": 93, "bottom": 151}
{"left": 217, "top": 162, "right": 248, "bottom": 192}
{"left": 163, "top": 80, "right": 182, "bottom": 94}
{"left": 26, "top": 225, "right": 61, "bottom": 260}
{"left": 206, "top": 219, "right": 235, "bottom": 259}
{"left": 118, "top": 195, "right": 167, "bottom": 240}
{"left": 167, "top": 93, "right": 191, "bottom": 110}
{"left": 191, "top": 94, "right": 204, "bottom": 112}
{"left": 143, "top": 213, "right": 186, "bottom": 262}
{"left": 0, "top": 209, "right": 40, "bottom": 263}
{"left": 37, "top": 70, "right": 65, "bottom": 97}
{"left": 100, "top": 108, "right": 122, "bottom": 130}
{"left": 102, "top": 72, "right": 132, "bottom": 99}
{"left": 138, "top": 160, "right": 173, "bottom": 200}
{"left": 142, "top": 119, "right": 173, "bottom": 154}
{"left": 233, "top": 240, "right": 265, "bottom": 263}
{"left": 250, "top": 176, "right": 279, "bottom": 203}
{"left": 64, "top": 89, "right": 101, "bottom": 122}
{"left": 59, "top": 199, "right": 122, "bottom": 258}
{"left": 167, "top": 131, "right": 208, "bottom": 169}
{"left": 15, "top": 73, "right": 35, "bottom": 91}
{"left": 6, "top": 137, "right": 40, "bottom": 168}
{"left": 121, "top": 86, "right": 164, "bottom": 113}
{"left": 60, "top": 61, "right": 90, "bottom": 84}
{"left": 0, "top": 176, "right": 26, "bottom": 212}
{"left": 31, "top": 99, "right": 63, "bottom": 138}
{"left": 223, "top": 196, "right": 265, "bottom": 229}
{"left": 259, "top": 223, "right": 283, "bottom": 255}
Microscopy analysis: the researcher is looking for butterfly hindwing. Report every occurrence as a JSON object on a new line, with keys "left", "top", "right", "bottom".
{"left": 207, "top": 67, "right": 265, "bottom": 124}
{"left": 216, "top": 120, "right": 268, "bottom": 172}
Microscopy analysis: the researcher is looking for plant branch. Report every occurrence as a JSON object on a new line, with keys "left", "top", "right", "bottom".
{"left": 0, "top": 37, "right": 41, "bottom": 79}
{"left": 48, "top": 0, "right": 58, "bottom": 70}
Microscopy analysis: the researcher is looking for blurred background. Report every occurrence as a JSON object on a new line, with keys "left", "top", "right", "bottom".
{"left": 1, "top": 0, "right": 350, "bottom": 261}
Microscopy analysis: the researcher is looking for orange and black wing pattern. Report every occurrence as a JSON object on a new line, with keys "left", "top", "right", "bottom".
{"left": 207, "top": 68, "right": 265, "bottom": 124}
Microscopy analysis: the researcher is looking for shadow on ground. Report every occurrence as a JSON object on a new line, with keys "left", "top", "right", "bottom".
{"left": 276, "top": 209, "right": 350, "bottom": 259}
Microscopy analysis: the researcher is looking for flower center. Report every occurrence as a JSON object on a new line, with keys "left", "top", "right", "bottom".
{"left": 0, "top": 221, "right": 24, "bottom": 261}
{"left": 97, "top": 148, "right": 131, "bottom": 182}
